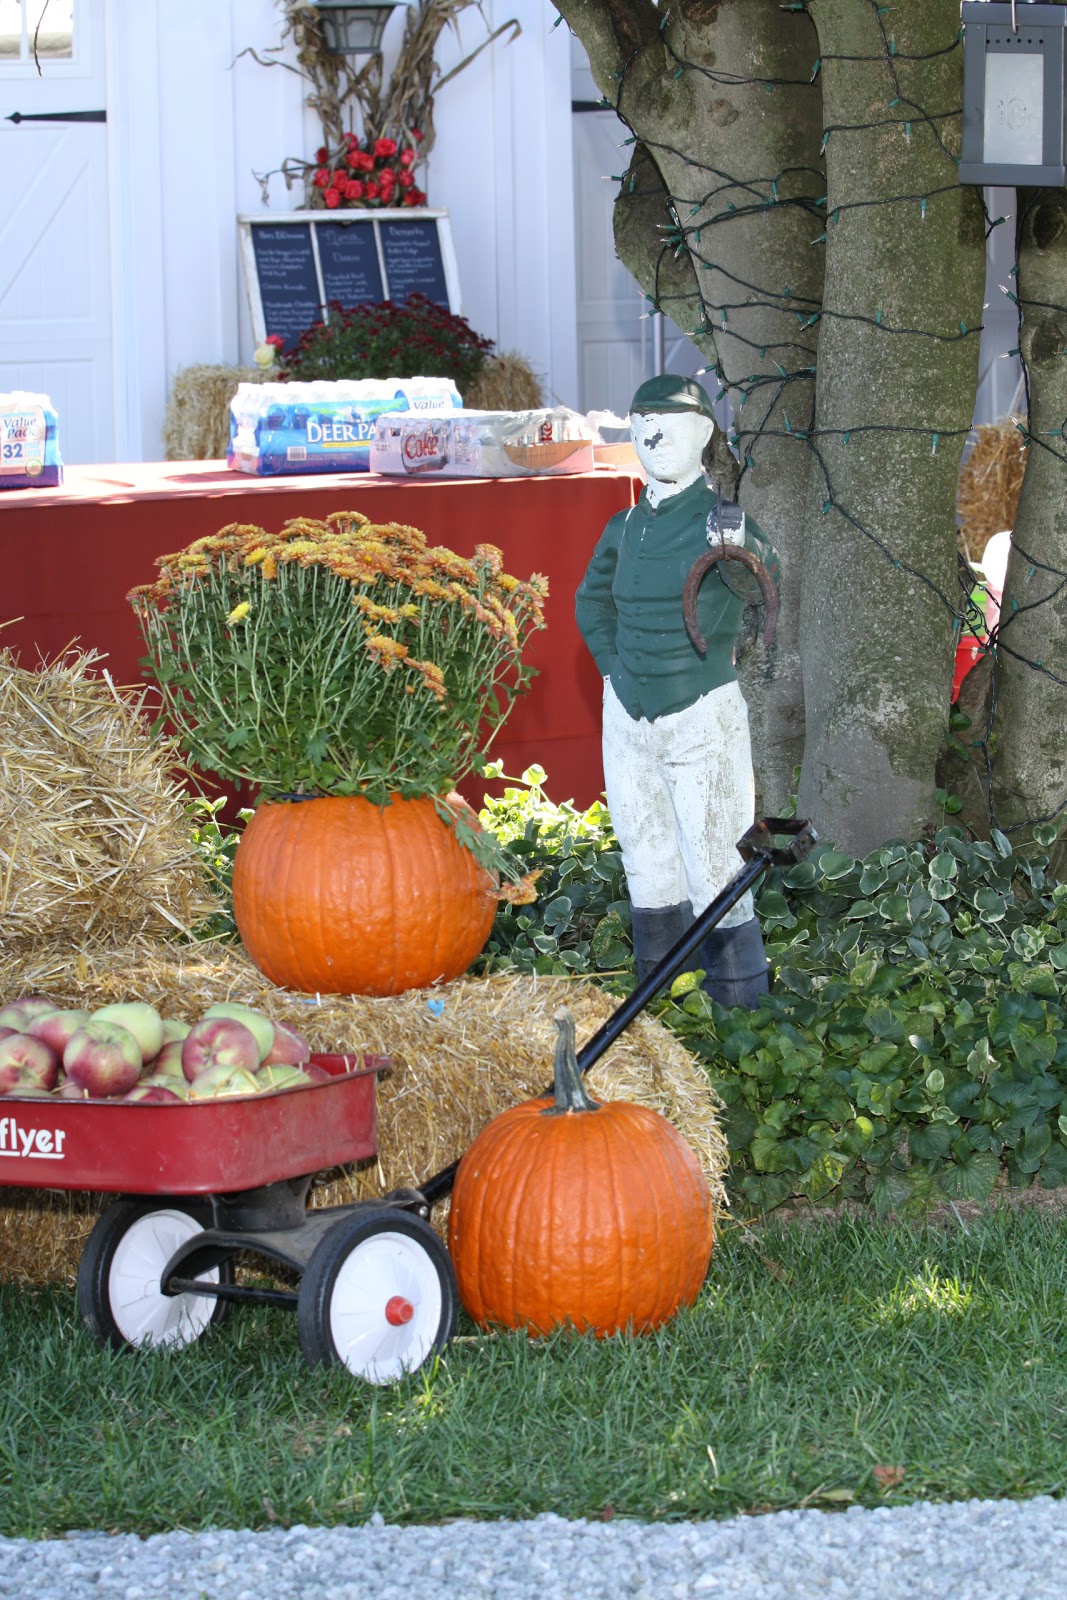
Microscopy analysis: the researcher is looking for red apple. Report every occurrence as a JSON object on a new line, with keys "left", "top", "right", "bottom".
{"left": 63, "top": 1022, "right": 142, "bottom": 1098}
{"left": 58, "top": 1079, "right": 91, "bottom": 1100}
{"left": 150, "top": 1040, "right": 186, "bottom": 1076}
{"left": 202, "top": 1003, "right": 275, "bottom": 1062}
{"left": 0, "top": 995, "right": 57, "bottom": 1030}
{"left": 123, "top": 1083, "right": 184, "bottom": 1104}
{"left": 0, "top": 1032, "right": 60, "bottom": 1093}
{"left": 27, "top": 1008, "right": 92, "bottom": 1057}
{"left": 260, "top": 1019, "right": 312, "bottom": 1067}
{"left": 182, "top": 1017, "right": 261, "bottom": 1082}
{"left": 0, "top": 1026, "right": 18, "bottom": 1044}
{"left": 140, "top": 1072, "right": 190, "bottom": 1101}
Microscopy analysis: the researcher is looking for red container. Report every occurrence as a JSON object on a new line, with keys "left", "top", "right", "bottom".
{"left": 0, "top": 1053, "right": 387, "bottom": 1195}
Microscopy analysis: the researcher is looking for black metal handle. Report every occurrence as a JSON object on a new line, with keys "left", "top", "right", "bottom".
{"left": 419, "top": 817, "right": 817, "bottom": 1207}
{"left": 6, "top": 109, "right": 106, "bottom": 123}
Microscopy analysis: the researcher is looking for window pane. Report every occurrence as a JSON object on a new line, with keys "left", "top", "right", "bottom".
{"left": 0, "top": 0, "right": 24, "bottom": 61}
{"left": 31, "top": 0, "right": 74, "bottom": 59}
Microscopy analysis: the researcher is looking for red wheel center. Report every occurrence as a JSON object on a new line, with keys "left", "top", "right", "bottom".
{"left": 385, "top": 1295, "right": 415, "bottom": 1326}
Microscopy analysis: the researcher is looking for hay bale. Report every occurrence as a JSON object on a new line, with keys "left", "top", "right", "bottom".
{"left": 464, "top": 352, "right": 544, "bottom": 411}
{"left": 0, "top": 649, "right": 221, "bottom": 952}
{"left": 0, "top": 942, "right": 727, "bottom": 1284}
{"left": 163, "top": 363, "right": 275, "bottom": 461}
{"left": 957, "top": 419, "right": 1028, "bottom": 564}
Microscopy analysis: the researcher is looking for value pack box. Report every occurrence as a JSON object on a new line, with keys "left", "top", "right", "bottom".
{"left": 227, "top": 378, "right": 462, "bottom": 476}
{"left": 0, "top": 392, "right": 63, "bottom": 489}
{"left": 370, "top": 407, "right": 597, "bottom": 479}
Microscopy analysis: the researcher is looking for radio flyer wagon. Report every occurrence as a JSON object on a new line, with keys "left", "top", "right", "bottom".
{"left": 0, "top": 818, "right": 813, "bottom": 1386}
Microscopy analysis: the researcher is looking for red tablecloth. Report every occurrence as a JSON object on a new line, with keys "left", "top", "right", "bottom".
{"left": 0, "top": 461, "right": 643, "bottom": 811}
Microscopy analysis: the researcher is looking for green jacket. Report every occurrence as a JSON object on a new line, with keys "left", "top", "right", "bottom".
{"left": 574, "top": 477, "right": 779, "bottom": 722}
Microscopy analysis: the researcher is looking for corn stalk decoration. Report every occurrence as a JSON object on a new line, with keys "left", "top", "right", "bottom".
{"left": 244, "top": 0, "right": 520, "bottom": 205}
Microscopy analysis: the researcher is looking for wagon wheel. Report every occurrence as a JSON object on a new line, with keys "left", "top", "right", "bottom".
{"left": 297, "top": 1209, "right": 457, "bottom": 1385}
{"left": 77, "top": 1198, "right": 233, "bottom": 1352}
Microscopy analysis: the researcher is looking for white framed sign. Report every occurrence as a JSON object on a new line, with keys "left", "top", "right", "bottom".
{"left": 237, "top": 209, "right": 462, "bottom": 350}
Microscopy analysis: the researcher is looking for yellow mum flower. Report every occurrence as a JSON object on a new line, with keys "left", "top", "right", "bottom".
{"left": 226, "top": 602, "right": 251, "bottom": 625}
{"left": 243, "top": 547, "right": 268, "bottom": 566}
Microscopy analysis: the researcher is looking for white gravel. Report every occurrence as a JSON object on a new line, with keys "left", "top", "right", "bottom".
{"left": 3, "top": 1498, "right": 1067, "bottom": 1600}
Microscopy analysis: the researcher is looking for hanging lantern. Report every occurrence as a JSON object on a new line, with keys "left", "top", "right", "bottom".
{"left": 313, "top": 0, "right": 406, "bottom": 58}
{"left": 959, "top": 2, "right": 1067, "bottom": 186}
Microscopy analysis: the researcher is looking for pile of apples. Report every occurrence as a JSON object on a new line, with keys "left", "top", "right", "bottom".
{"left": 0, "top": 995, "right": 321, "bottom": 1103}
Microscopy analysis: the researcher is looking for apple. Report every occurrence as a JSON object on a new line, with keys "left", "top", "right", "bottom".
{"left": 160, "top": 1017, "right": 191, "bottom": 1044}
{"left": 58, "top": 1079, "right": 91, "bottom": 1100}
{"left": 141, "top": 1072, "right": 190, "bottom": 1101}
{"left": 182, "top": 1017, "right": 261, "bottom": 1082}
{"left": 260, "top": 1019, "right": 311, "bottom": 1067}
{"left": 63, "top": 1022, "right": 143, "bottom": 1098}
{"left": 0, "top": 1026, "right": 18, "bottom": 1044}
{"left": 90, "top": 1002, "right": 164, "bottom": 1066}
{"left": 27, "top": 1008, "right": 92, "bottom": 1058}
{"left": 124, "top": 1083, "right": 184, "bottom": 1104}
{"left": 255, "top": 1063, "right": 309, "bottom": 1092}
{"left": 0, "top": 1033, "right": 60, "bottom": 1093}
{"left": 0, "top": 995, "right": 57, "bottom": 1030}
{"left": 187, "top": 1062, "right": 260, "bottom": 1099}
{"left": 201, "top": 1003, "right": 275, "bottom": 1062}
{"left": 150, "top": 1039, "right": 186, "bottom": 1076}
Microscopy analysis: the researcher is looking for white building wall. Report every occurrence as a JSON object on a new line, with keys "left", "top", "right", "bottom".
{"left": 108, "top": 0, "right": 577, "bottom": 459}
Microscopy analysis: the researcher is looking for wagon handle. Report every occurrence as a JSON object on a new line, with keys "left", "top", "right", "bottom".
{"left": 419, "top": 817, "right": 816, "bottom": 1208}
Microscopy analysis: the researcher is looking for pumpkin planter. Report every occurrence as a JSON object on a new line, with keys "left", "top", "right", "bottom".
{"left": 447, "top": 1009, "right": 715, "bottom": 1337}
{"left": 232, "top": 793, "right": 498, "bottom": 996}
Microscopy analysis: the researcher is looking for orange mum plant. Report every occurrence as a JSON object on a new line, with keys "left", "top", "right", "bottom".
{"left": 128, "top": 512, "right": 547, "bottom": 873}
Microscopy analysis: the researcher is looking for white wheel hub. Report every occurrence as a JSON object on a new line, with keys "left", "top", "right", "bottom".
{"left": 108, "top": 1209, "right": 220, "bottom": 1348}
{"left": 328, "top": 1230, "right": 443, "bottom": 1383}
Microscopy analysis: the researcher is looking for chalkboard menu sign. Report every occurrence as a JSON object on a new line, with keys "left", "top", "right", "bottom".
{"left": 379, "top": 219, "right": 450, "bottom": 307}
{"left": 239, "top": 210, "right": 461, "bottom": 350}
{"left": 248, "top": 224, "right": 324, "bottom": 353}
{"left": 317, "top": 221, "right": 385, "bottom": 307}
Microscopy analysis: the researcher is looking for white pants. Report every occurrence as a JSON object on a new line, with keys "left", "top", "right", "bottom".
{"left": 602, "top": 679, "right": 755, "bottom": 928}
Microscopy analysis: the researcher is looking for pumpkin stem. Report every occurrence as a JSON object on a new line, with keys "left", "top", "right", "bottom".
{"left": 543, "top": 1008, "right": 600, "bottom": 1115}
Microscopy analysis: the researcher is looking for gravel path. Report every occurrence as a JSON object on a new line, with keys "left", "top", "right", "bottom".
{"left": 3, "top": 1498, "right": 1067, "bottom": 1600}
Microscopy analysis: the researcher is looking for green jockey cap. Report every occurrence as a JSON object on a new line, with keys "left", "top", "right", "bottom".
{"left": 630, "top": 373, "right": 717, "bottom": 421}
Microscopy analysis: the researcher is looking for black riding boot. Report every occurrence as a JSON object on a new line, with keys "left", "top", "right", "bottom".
{"left": 630, "top": 900, "right": 695, "bottom": 987}
{"left": 698, "top": 917, "right": 769, "bottom": 1009}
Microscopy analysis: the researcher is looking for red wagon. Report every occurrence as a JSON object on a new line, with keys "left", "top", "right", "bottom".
{"left": 1, "top": 1053, "right": 459, "bottom": 1386}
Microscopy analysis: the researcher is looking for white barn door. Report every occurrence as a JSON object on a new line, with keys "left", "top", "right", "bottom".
{"left": 0, "top": 0, "right": 113, "bottom": 464}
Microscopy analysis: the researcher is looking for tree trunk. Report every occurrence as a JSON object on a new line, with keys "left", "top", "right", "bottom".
{"left": 988, "top": 191, "right": 1067, "bottom": 862}
{"left": 558, "top": 0, "right": 825, "bottom": 810}
{"left": 796, "top": 0, "right": 985, "bottom": 855}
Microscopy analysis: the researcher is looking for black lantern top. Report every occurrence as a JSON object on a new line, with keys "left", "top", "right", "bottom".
{"left": 314, "top": 0, "right": 406, "bottom": 57}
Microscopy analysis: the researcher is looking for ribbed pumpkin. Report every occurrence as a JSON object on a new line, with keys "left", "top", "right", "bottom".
{"left": 231, "top": 793, "right": 498, "bottom": 996}
{"left": 447, "top": 1009, "right": 715, "bottom": 1336}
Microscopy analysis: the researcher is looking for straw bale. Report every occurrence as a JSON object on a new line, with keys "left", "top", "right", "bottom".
{"left": 0, "top": 942, "right": 727, "bottom": 1285}
{"left": 956, "top": 420, "right": 1028, "bottom": 564}
{"left": 464, "top": 352, "right": 544, "bottom": 412}
{"left": 0, "top": 649, "right": 221, "bottom": 952}
{"left": 163, "top": 363, "right": 275, "bottom": 461}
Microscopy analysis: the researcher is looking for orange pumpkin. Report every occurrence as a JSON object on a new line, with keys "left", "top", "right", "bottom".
{"left": 447, "top": 1008, "right": 715, "bottom": 1336}
{"left": 231, "top": 793, "right": 498, "bottom": 996}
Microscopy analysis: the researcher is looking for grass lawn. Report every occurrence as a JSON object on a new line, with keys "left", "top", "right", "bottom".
{"left": 2, "top": 1206, "right": 1066, "bottom": 1538}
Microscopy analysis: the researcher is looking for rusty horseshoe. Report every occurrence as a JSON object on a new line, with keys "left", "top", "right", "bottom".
{"left": 682, "top": 542, "right": 779, "bottom": 655}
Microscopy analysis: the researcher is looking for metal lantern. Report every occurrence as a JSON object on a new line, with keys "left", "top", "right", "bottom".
{"left": 960, "top": 2, "right": 1067, "bottom": 185}
{"left": 314, "top": 0, "right": 405, "bottom": 57}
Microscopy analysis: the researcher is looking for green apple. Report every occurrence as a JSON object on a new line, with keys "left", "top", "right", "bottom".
{"left": 256, "top": 1064, "right": 309, "bottom": 1092}
{"left": 201, "top": 1003, "right": 275, "bottom": 1062}
{"left": 90, "top": 1002, "right": 164, "bottom": 1066}
{"left": 160, "top": 1017, "right": 191, "bottom": 1044}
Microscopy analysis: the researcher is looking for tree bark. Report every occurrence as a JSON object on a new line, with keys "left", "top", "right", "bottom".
{"left": 988, "top": 191, "right": 1067, "bottom": 861}
{"left": 558, "top": 0, "right": 825, "bottom": 810}
{"left": 796, "top": 0, "right": 985, "bottom": 855}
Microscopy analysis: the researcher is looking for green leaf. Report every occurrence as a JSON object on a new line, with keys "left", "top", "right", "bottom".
{"left": 818, "top": 850, "right": 856, "bottom": 881}
{"left": 940, "top": 1152, "right": 999, "bottom": 1204}
{"left": 991, "top": 827, "right": 1013, "bottom": 858}
{"left": 908, "top": 1123, "right": 952, "bottom": 1160}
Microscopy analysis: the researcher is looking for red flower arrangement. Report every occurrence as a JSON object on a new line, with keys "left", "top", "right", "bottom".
{"left": 309, "top": 129, "right": 427, "bottom": 211}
